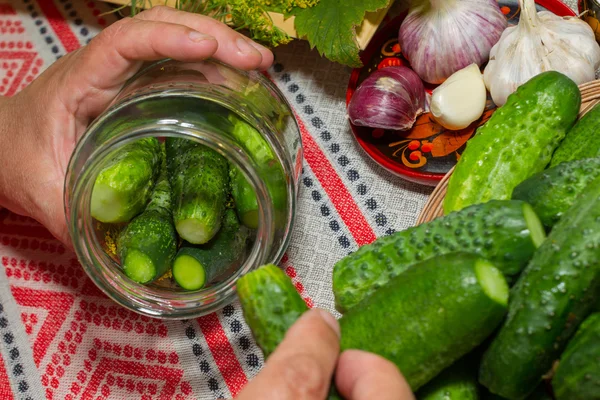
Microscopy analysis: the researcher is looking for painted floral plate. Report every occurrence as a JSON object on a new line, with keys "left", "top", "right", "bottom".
{"left": 346, "top": 0, "right": 575, "bottom": 186}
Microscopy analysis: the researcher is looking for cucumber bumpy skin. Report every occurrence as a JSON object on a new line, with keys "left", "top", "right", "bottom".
{"left": 165, "top": 137, "right": 229, "bottom": 244}
{"left": 479, "top": 177, "right": 600, "bottom": 400}
{"left": 444, "top": 71, "right": 580, "bottom": 214}
{"left": 237, "top": 264, "right": 308, "bottom": 358}
{"left": 512, "top": 157, "right": 600, "bottom": 229}
{"left": 339, "top": 252, "right": 508, "bottom": 391}
{"left": 91, "top": 137, "right": 162, "bottom": 223}
{"left": 117, "top": 149, "right": 177, "bottom": 283}
{"left": 552, "top": 313, "right": 600, "bottom": 400}
{"left": 551, "top": 102, "right": 600, "bottom": 167}
{"left": 333, "top": 200, "right": 545, "bottom": 312}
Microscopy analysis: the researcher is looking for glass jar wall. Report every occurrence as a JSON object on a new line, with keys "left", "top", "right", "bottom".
{"left": 64, "top": 59, "right": 302, "bottom": 319}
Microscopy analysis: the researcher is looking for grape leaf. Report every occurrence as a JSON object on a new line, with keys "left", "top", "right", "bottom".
{"left": 291, "top": 0, "right": 391, "bottom": 67}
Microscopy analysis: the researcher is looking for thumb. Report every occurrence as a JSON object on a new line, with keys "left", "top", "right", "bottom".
{"left": 237, "top": 309, "right": 340, "bottom": 400}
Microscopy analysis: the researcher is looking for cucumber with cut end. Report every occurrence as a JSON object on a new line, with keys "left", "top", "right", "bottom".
{"left": 117, "top": 147, "right": 177, "bottom": 283}
{"left": 340, "top": 252, "right": 509, "bottom": 391}
{"left": 444, "top": 71, "right": 581, "bottom": 214}
{"left": 237, "top": 264, "right": 308, "bottom": 358}
{"left": 512, "top": 157, "right": 600, "bottom": 229}
{"left": 91, "top": 137, "right": 162, "bottom": 223}
{"left": 479, "top": 177, "right": 600, "bottom": 400}
{"left": 333, "top": 200, "right": 545, "bottom": 312}
{"left": 417, "top": 356, "right": 480, "bottom": 400}
{"left": 551, "top": 102, "right": 600, "bottom": 167}
{"left": 165, "top": 137, "right": 229, "bottom": 244}
{"left": 239, "top": 253, "right": 509, "bottom": 392}
{"left": 552, "top": 313, "right": 600, "bottom": 400}
{"left": 173, "top": 209, "right": 249, "bottom": 291}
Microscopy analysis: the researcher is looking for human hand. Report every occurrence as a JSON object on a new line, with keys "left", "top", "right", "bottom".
{"left": 236, "top": 309, "right": 415, "bottom": 400}
{"left": 0, "top": 6, "right": 273, "bottom": 247}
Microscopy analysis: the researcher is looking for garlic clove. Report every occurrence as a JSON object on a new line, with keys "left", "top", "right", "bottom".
{"left": 430, "top": 64, "right": 487, "bottom": 131}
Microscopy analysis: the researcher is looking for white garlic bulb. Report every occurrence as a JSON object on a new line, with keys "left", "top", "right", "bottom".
{"left": 484, "top": 0, "right": 600, "bottom": 106}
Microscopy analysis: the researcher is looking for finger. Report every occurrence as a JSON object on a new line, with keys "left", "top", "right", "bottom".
{"left": 83, "top": 17, "right": 219, "bottom": 83}
{"left": 237, "top": 309, "right": 340, "bottom": 400}
{"left": 335, "top": 350, "right": 415, "bottom": 400}
{"left": 135, "top": 6, "right": 274, "bottom": 70}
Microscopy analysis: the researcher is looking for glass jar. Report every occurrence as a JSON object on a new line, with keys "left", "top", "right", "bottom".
{"left": 64, "top": 59, "right": 303, "bottom": 319}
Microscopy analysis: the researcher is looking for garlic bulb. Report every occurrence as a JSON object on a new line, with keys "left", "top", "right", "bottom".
{"left": 430, "top": 64, "right": 487, "bottom": 130}
{"left": 399, "top": 0, "right": 507, "bottom": 84}
{"left": 484, "top": 0, "right": 600, "bottom": 107}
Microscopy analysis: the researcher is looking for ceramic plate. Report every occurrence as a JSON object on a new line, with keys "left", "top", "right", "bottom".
{"left": 346, "top": 0, "right": 575, "bottom": 186}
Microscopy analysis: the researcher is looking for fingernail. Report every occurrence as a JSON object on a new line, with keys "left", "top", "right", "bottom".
{"left": 189, "top": 30, "right": 214, "bottom": 42}
{"left": 315, "top": 309, "right": 340, "bottom": 338}
{"left": 236, "top": 37, "right": 262, "bottom": 57}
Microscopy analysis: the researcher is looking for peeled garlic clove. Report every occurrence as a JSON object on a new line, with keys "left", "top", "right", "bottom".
{"left": 430, "top": 64, "right": 487, "bottom": 131}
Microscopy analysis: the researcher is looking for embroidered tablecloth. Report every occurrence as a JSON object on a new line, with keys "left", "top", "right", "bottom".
{"left": 0, "top": 0, "right": 577, "bottom": 399}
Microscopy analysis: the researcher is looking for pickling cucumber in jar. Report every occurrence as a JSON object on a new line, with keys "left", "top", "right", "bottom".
{"left": 91, "top": 137, "right": 162, "bottom": 223}
{"left": 117, "top": 145, "right": 177, "bottom": 284}
{"left": 227, "top": 114, "right": 287, "bottom": 229}
{"left": 165, "top": 137, "right": 229, "bottom": 245}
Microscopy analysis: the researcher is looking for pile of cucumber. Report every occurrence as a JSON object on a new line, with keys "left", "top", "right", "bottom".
{"left": 90, "top": 114, "right": 285, "bottom": 291}
{"left": 236, "top": 71, "right": 600, "bottom": 400}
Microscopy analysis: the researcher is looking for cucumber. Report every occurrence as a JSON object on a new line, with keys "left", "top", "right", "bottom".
{"left": 551, "top": 102, "right": 600, "bottom": 167}
{"left": 239, "top": 253, "right": 509, "bottom": 392}
{"left": 552, "top": 313, "right": 600, "bottom": 400}
{"left": 227, "top": 115, "right": 287, "bottom": 229}
{"left": 117, "top": 147, "right": 177, "bottom": 283}
{"left": 229, "top": 164, "right": 260, "bottom": 229}
{"left": 237, "top": 264, "right": 308, "bottom": 358}
{"left": 444, "top": 71, "right": 581, "bottom": 214}
{"left": 172, "top": 208, "right": 249, "bottom": 291}
{"left": 165, "top": 137, "right": 229, "bottom": 244}
{"left": 512, "top": 157, "right": 600, "bottom": 229}
{"left": 91, "top": 137, "right": 162, "bottom": 223}
{"left": 479, "top": 177, "right": 600, "bottom": 400}
{"left": 417, "top": 356, "right": 480, "bottom": 400}
{"left": 333, "top": 200, "right": 545, "bottom": 312}
{"left": 339, "top": 252, "right": 508, "bottom": 391}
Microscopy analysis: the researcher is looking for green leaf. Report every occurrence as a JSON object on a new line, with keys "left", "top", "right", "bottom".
{"left": 291, "top": 0, "right": 391, "bottom": 67}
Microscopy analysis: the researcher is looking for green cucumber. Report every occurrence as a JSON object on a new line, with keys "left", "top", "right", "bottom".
{"left": 339, "top": 252, "right": 508, "bottom": 391}
{"left": 239, "top": 253, "right": 509, "bottom": 392}
{"left": 91, "top": 137, "right": 162, "bottom": 223}
{"left": 227, "top": 115, "right": 287, "bottom": 229}
{"left": 165, "top": 137, "right": 229, "bottom": 244}
{"left": 172, "top": 208, "right": 249, "bottom": 290}
{"left": 551, "top": 103, "right": 600, "bottom": 167}
{"left": 512, "top": 157, "right": 600, "bottom": 229}
{"left": 417, "top": 356, "right": 480, "bottom": 400}
{"left": 237, "top": 264, "right": 308, "bottom": 358}
{"left": 333, "top": 200, "right": 545, "bottom": 312}
{"left": 479, "top": 177, "right": 600, "bottom": 400}
{"left": 229, "top": 164, "right": 260, "bottom": 229}
{"left": 444, "top": 71, "right": 581, "bottom": 214}
{"left": 117, "top": 147, "right": 177, "bottom": 283}
{"left": 553, "top": 313, "right": 600, "bottom": 400}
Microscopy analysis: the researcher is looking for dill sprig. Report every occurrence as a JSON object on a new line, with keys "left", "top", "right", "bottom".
{"left": 113, "top": 0, "right": 320, "bottom": 47}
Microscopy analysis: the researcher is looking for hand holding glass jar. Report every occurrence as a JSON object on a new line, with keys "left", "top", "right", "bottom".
{"left": 0, "top": 5, "right": 273, "bottom": 248}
